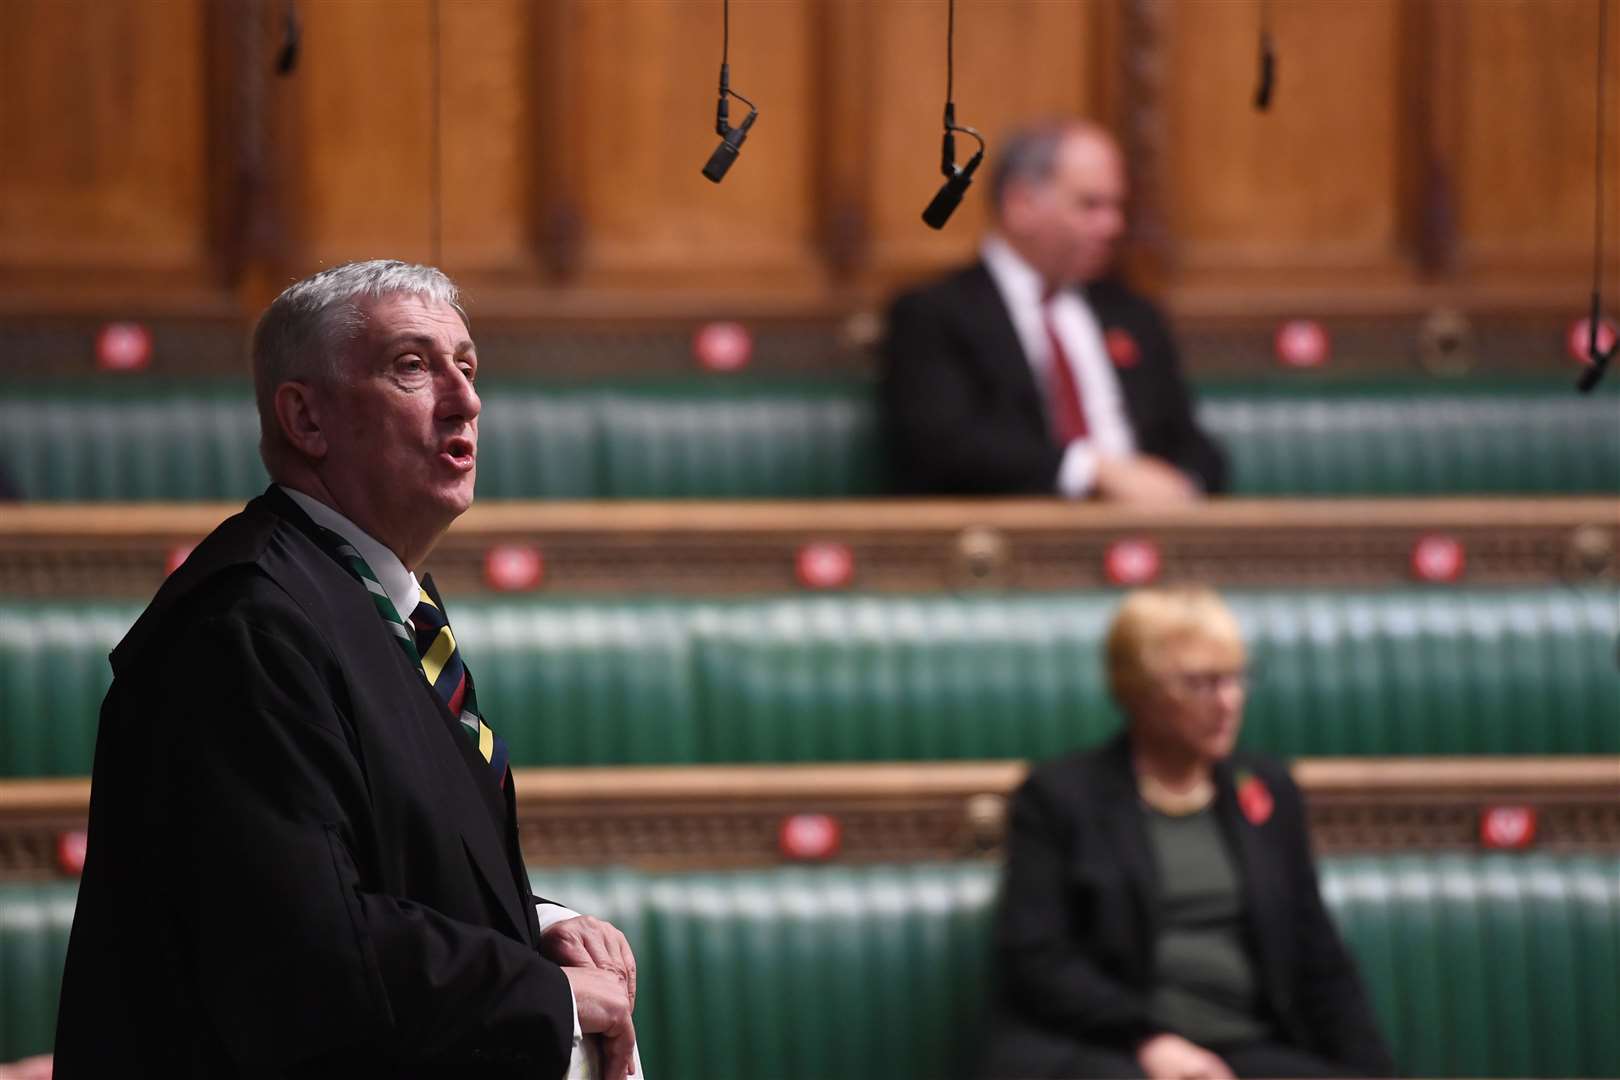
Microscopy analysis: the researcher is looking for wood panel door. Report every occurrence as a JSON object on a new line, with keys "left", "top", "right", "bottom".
{"left": 0, "top": 0, "right": 233, "bottom": 314}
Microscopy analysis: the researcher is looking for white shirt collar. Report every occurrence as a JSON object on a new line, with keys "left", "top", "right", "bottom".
{"left": 279, "top": 486, "right": 422, "bottom": 619}
{"left": 981, "top": 233, "right": 1050, "bottom": 309}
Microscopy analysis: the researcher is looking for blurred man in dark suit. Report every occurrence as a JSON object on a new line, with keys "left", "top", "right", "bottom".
{"left": 882, "top": 119, "right": 1226, "bottom": 500}
{"left": 55, "top": 260, "right": 638, "bottom": 1079}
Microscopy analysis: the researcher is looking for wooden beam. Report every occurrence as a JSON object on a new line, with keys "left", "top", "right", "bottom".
{"left": 4, "top": 758, "right": 1615, "bottom": 878}
{"left": 2, "top": 498, "right": 1613, "bottom": 598}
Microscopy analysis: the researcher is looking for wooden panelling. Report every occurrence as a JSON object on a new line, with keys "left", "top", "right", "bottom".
{"left": 0, "top": 0, "right": 220, "bottom": 303}
{"left": 546, "top": 0, "right": 820, "bottom": 295}
{"left": 857, "top": 0, "right": 1110, "bottom": 288}
{"left": 441, "top": 0, "right": 542, "bottom": 279}
{"left": 5, "top": 758, "right": 1618, "bottom": 876}
{"left": 1160, "top": 0, "right": 1409, "bottom": 283}
{"left": 2, "top": 499, "right": 1613, "bottom": 599}
{"left": 1445, "top": 0, "right": 1620, "bottom": 288}
{"left": 273, "top": 0, "right": 437, "bottom": 267}
{"left": 2, "top": 0, "right": 1618, "bottom": 325}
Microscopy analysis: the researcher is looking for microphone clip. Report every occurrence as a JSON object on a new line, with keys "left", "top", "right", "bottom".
{"left": 703, "top": 62, "right": 759, "bottom": 184}
{"left": 923, "top": 104, "right": 985, "bottom": 230}
{"left": 1578, "top": 291, "right": 1617, "bottom": 393}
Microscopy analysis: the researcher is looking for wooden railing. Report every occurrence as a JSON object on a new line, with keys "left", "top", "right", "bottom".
{"left": 4, "top": 757, "right": 1616, "bottom": 878}
{"left": 2, "top": 498, "right": 1614, "bottom": 598}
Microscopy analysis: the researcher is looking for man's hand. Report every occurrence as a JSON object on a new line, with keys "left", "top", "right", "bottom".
{"left": 0, "top": 1056, "right": 54, "bottom": 1080}
{"left": 564, "top": 967, "right": 637, "bottom": 1080}
{"left": 542, "top": 915, "right": 638, "bottom": 1010}
{"left": 1094, "top": 454, "right": 1198, "bottom": 504}
{"left": 1136, "top": 1033, "right": 1235, "bottom": 1080}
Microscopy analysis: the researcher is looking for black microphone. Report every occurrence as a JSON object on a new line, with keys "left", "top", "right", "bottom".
{"left": 1578, "top": 291, "right": 1615, "bottom": 393}
{"left": 702, "top": 109, "right": 756, "bottom": 183}
{"left": 1253, "top": 30, "right": 1275, "bottom": 111}
{"left": 276, "top": 0, "right": 301, "bottom": 75}
{"left": 922, "top": 147, "right": 983, "bottom": 230}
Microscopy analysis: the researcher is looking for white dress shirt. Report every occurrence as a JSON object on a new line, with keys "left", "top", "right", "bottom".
{"left": 278, "top": 486, "right": 595, "bottom": 1068}
{"left": 979, "top": 235, "right": 1136, "bottom": 497}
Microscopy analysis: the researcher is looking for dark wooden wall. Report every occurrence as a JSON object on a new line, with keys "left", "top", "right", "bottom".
{"left": 2, "top": 0, "right": 1616, "bottom": 327}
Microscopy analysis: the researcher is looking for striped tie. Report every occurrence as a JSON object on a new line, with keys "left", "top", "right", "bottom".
{"left": 314, "top": 526, "right": 508, "bottom": 788}
{"left": 409, "top": 584, "right": 510, "bottom": 786}
{"left": 319, "top": 530, "right": 420, "bottom": 665}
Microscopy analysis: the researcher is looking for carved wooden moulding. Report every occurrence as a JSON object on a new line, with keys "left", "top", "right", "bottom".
{"left": 3, "top": 758, "right": 1616, "bottom": 880}
{"left": 1, "top": 499, "right": 1614, "bottom": 598}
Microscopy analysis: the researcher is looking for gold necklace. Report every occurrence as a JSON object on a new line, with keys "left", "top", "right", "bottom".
{"left": 1137, "top": 772, "right": 1215, "bottom": 816}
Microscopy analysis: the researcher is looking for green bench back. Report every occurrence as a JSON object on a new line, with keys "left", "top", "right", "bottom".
{"left": 2, "top": 589, "right": 1615, "bottom": 777}
{"left": 2, "top": 378, "right": 1614, "bottom": 499}
{"left": 5, "top": 855, "right": 1618, "bottom": 1077}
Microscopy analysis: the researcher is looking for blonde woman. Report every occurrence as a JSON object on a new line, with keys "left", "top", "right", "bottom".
{"left": 985, "top": 587, "right": 1391, "bottom": 1079}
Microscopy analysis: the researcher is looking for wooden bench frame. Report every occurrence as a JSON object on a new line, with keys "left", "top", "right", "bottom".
{"left": 2, "top": 498, "right": 1615, "bottom": 597}
{"left": 3, "top": 757, "right": 1615, "bottom": 877}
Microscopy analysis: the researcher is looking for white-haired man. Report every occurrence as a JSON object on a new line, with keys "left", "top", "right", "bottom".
{"left": 56, "top": 261, "right": 638, "bottom": 1079}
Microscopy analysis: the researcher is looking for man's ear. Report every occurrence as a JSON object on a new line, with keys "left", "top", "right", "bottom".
{"left": 998, "top": 185, "right": 1032, "bottom": 239}
{"left": 273, "top": 382, "right": 328, "bottom": 461}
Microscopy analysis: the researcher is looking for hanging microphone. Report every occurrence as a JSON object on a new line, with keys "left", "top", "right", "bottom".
{"left": 1253, "top": 0, "right": 1274, "bottom": 111}
{"left": 276, "top": 0, "right": 301, "bottom": 75}
{"left": 922, "top": 147, "right": 984, "bottom": 230}
{"left": 703, "top": 0, "right": 759, "bottom": 184}
{"left": 921, "top": 0, "right": 985, "bottom": 229}
{"left": 1253, "top": 31, "right": 1275, "bottom": 111}
{"left": 1579, "top": 292, "right": 1615, "bottom": 393}
{"left": 1577, "top": 0, "right": 1614, "bottom": 392}
{"left": 703, "top": 109, "right": 757, "bottom": 184}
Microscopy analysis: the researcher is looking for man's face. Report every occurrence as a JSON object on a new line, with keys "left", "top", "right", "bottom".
{"left": 1006, "top": 130, "right": 1129, "bottom": 286}
{"left": 317, "top": 292, "right": 480, "bottom": 561}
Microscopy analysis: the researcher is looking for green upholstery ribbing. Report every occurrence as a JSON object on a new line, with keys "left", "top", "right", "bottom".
{"left": 0, "top": 881, "right": 76, "bottom": 1064}
{"left": 2, "top": 377, "right": 1614, "bottom": 499}
{"left": 5, "top": 856, "right": 1619, "bottom": 1077}
{"left": 2, "top": 589, "right": 1615, "bottom": 777}
{"left": 1323, "top": 854, "right": 1620, "bottom": 1079}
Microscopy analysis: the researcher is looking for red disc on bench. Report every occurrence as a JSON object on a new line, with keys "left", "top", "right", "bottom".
{"left": 693, "top": 321, "right": 753, "bottom": 372}
{"left": 1410, "top": 534, "right": 1465, "bottom": 583}
{"left": 1274, "top": 319, "right": 1330, "bottom": 369}
{"left": 1104, "top": 539, "right": 1161, "bottom": 586}
{"left": 57, "top": 830, "right": 88, "bottom": 876}
{"left": 1480, "top": 805, "right": 1537, "bottom": 849}
{"left": 96, "top": 321, "right": 153, "bottom": 372}
{"left": 779, "top": 813, "right": 841, "bottom": 861}
{"left": 165, "top": 544, "right": 195, "bottom": 575}
{"left": 484, "top": 544, "right": 544, "bottom": 591}
{"left": 797, "top": 542, "right": 854, "bottom": 590}
{"left": 1566, "top": 315, "right": 1618, "bottom": 365}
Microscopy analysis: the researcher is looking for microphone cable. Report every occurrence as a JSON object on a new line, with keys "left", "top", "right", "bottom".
{"left": 429, "top": 0, "right": 443, "bottom": 266}
{"left": 1254, "top": 0, "right": 1275, "bottom": 112}
{"left": 703, "top": 0, "right": 760, "bottom": 184}
{"left": 275, "top": 0, "right": 301, "bottom": 75}
{"left": 1581, "top": 0, "right": 1615, "bottom": 392}
{"left": 922, "top": 0, "right": 986, "bottom": 229}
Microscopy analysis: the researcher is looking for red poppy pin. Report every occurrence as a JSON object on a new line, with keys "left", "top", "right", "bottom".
{"left": 1235, "top": 770, "right": 1274, "bottom": 826}
{"left": 1104, "top": 327, "right": 1141, "bottom": 369}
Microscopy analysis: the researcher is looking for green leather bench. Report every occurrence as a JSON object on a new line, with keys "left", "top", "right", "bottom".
{"left": 6, "top": 855, "right": 1619, "bottom": 1077}
{"left": 0, "top": 378, "right": 885, "bottom": 501}
{"left": 2, "top": 377, "right": 1614, "bottom": 499}
{"left": 3, "top": 589, "right": 1615, "bottom": 777}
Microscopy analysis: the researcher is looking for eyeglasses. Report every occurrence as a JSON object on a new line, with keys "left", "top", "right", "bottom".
{"left": 1159, "top": 669, "right": 1252, "bottom": 698}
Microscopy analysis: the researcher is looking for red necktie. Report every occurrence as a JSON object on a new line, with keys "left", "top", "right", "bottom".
{"left": 1043, "top": 298, "right": 1089, "bottom": 443}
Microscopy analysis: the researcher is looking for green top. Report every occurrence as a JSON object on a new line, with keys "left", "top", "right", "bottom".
{"left": 1146, "top": 803, "right": 1273, "bottom": 1046}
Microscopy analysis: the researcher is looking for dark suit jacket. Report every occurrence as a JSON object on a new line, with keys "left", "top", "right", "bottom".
{"left": 986, "top": 734, "right": 1392, "bottom": 1077}
{"left": 55, "top": 486, "right": 575, "bottom": 1078}
{"left": 881, "top": 263, "right": 1227, "bottom": 496}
